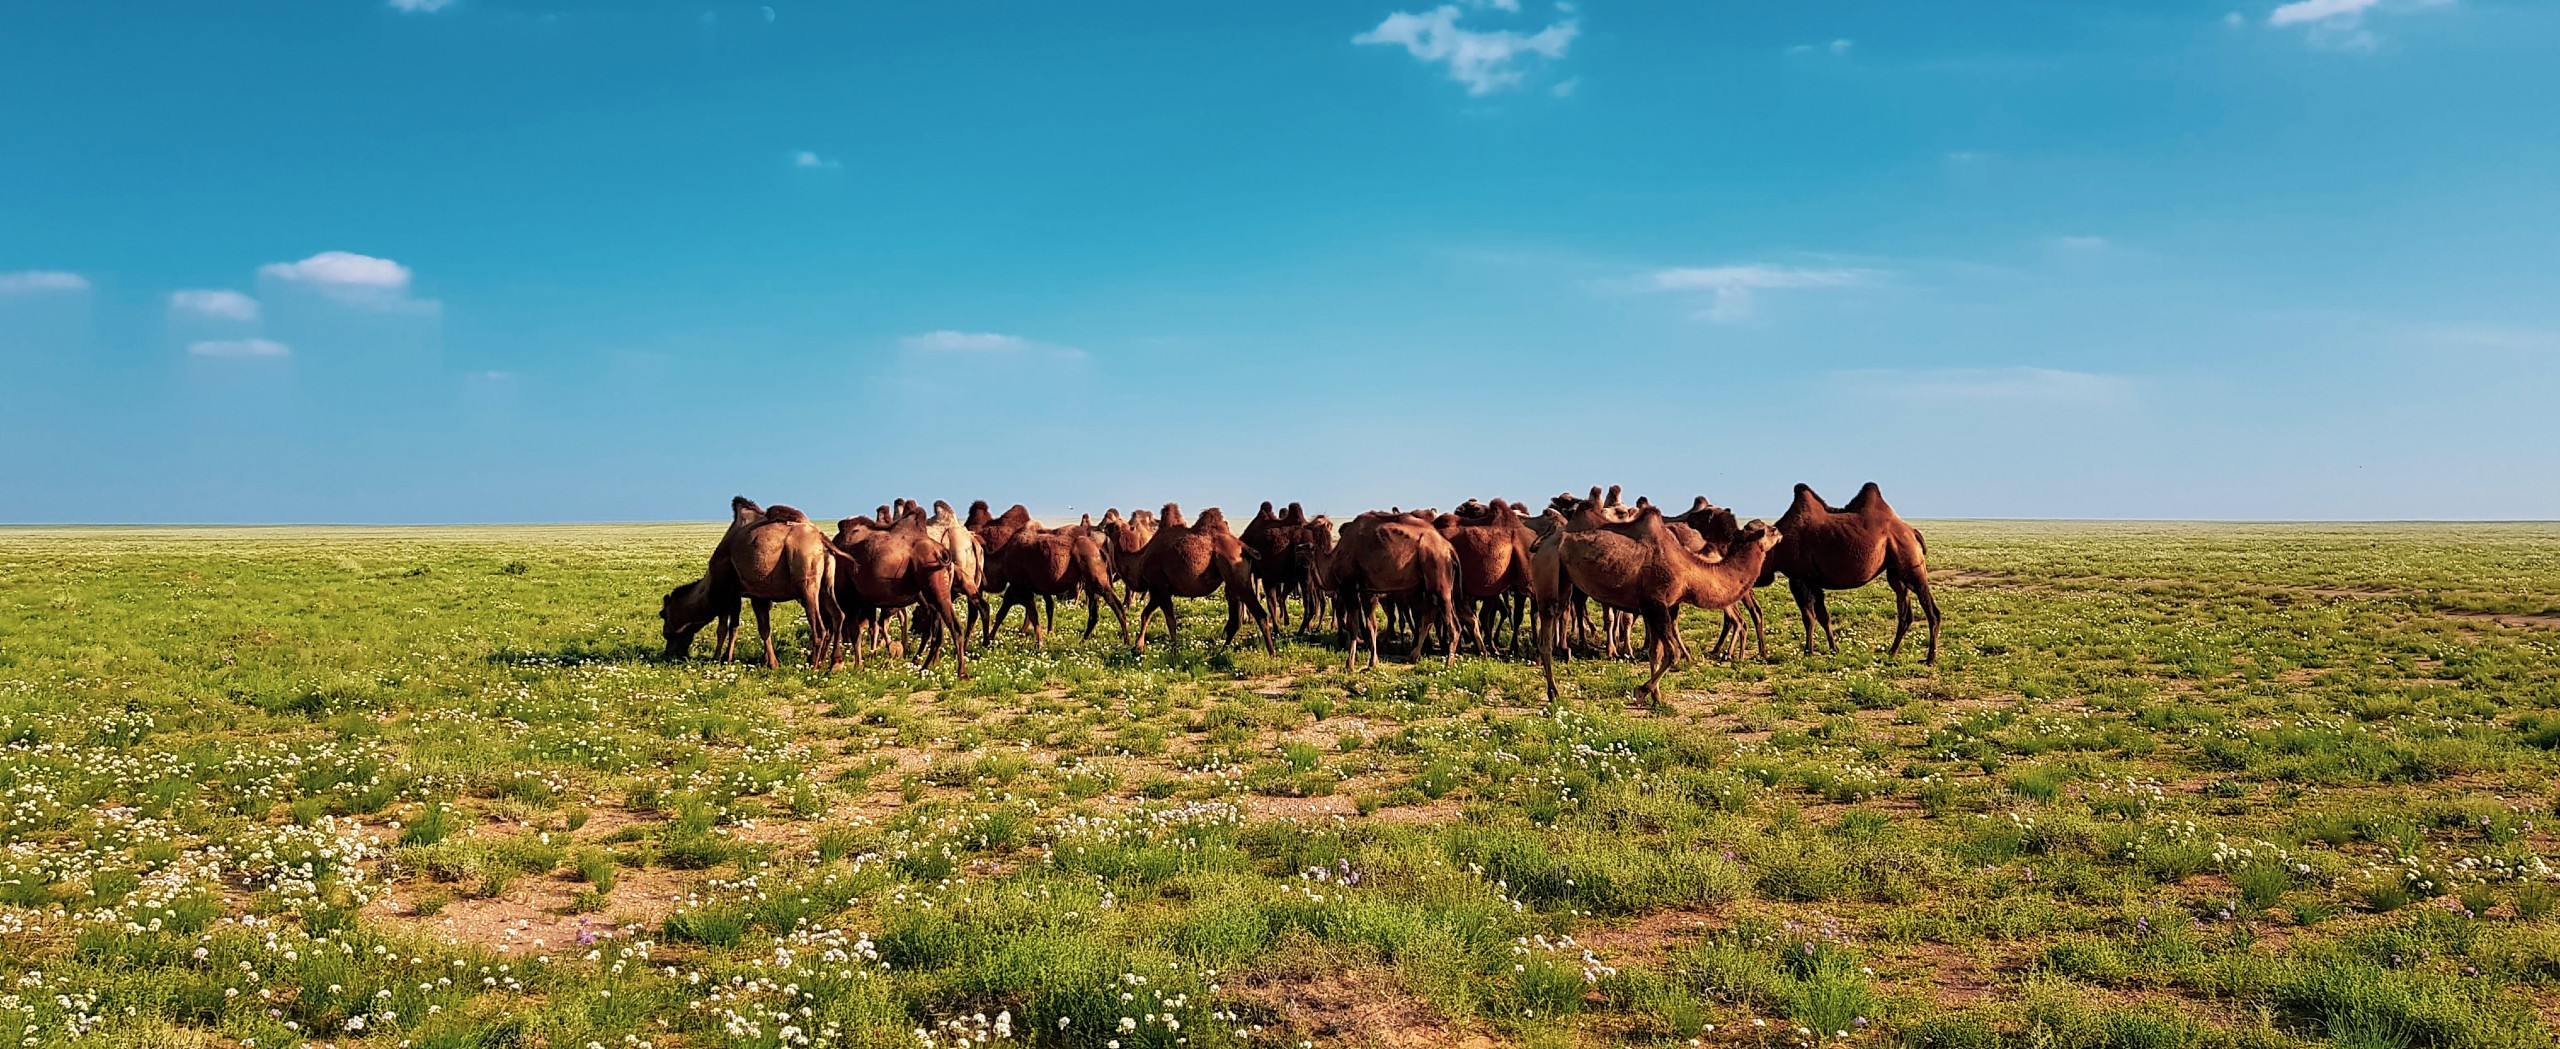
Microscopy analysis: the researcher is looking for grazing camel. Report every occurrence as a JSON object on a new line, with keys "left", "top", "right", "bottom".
{"left": 1328, "top": 510, "right": 1461, "bottom": 670}
{"left": 1764, "top": 482, "right": 1941, "bottom": 663}
{"left": 661, "top": 497, "right": 842, "bottom": 669}
{"left": 831, "top": 513, "right": 969, "bottom": 677}
{"left": 1438, "top": 499, "right": 1537, "bottom": 654}
{"left": 988, "top": 525, "right": 1131, "bottom": 646}
{"left": 1540, "top": 507, "right": 1780, "bottom": 702}
{"left": 1126, "top": 504, "right": 1276, "bottom": 657}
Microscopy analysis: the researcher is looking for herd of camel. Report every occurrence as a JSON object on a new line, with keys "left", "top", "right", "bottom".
{"left": 658, "top": 482, "right": 1941, "bottom": 700}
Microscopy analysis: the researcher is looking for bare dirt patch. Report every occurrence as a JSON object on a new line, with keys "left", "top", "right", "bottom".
{"left": 1578, "top": 906, "right": 1722, "bottom": 964}
{"left": 371, "top": 864, "right": 689, "bottom": 954}
{"left": 1229, "top": 966, "right": 1485, "bottom": 1049}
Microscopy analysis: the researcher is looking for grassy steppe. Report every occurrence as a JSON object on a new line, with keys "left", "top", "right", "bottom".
{"left": 0, "top": 521, "right": 2556, "bottom": 1049}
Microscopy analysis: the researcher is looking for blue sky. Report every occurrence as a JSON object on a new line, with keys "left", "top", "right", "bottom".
{"left": 3, "top": 0, "right": 2555, "bottom": 523}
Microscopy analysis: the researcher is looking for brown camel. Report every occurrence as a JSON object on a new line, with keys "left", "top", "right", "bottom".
{"left": 1673, "top": 495, "right": 1769, "bottom": 660}
{"left": 1095, "top": 507, "right": 1160, "bottom": 603}
{"left": 1242, "top": 501, "right": 1329, "bottom": 632}
{"left": 831, "top": 512, "right": 969, "bottom": 677}
{"left": 988, "top": 524, "right": 1131, "bottom": 646}
{"left": 1763, "top": 482, "right": 1941, "bottom": 663}
{"left": 1540, "top": 507, "right": 1780, "bottom": 701}
{"left": 661, "top": 497, "right": 842, "bottom": 669}
{"left": 1437, "top": 499, "right": 1537, "bottom": 654}
{"left": 918, "top": 500, "right": 987, "bottom": 640}
{"left": 966, "top": 501, "right": 1041, "bottom": 642}
{"left": 1327, "top": 510, "right": 1461, "bottom": 670}
{"left": 1125, "top": 504, "right": 1275, "bottom": 657}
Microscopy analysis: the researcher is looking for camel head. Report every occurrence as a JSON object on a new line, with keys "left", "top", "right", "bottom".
{"left": 659, "top": 579, "right": 718, "bottom": 660}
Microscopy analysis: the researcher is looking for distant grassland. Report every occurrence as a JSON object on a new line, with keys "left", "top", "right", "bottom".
{"left": 0, "top": 521, "right": 2556, "bottom": 1049}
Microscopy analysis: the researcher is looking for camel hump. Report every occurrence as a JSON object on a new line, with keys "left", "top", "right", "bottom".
{"left": 1257, "top": 501, "right": 1275, "bottom": 517}
{"left": 1159, "top": 502, "right": 1184, "bottom": 527}
{"left": 1197, "top": 507, "right": 1229, "bottom": 531}
{"left": 1284, "top": 502, "right": 1305, "bottom": 523}
{"left": 1689, "top": 495, "right": 1710, "bottom": 513}
{"left": 730, "top": 495, "right": 761, "bottom": 515}
{"left": 763, "top": 505, "right": 808, "bottom": 524}
{"left": 1847, "top": 481, "right": 1887, "bottom": 513}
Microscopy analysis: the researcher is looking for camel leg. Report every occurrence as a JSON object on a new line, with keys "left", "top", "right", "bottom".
{"left": 1913, "top": 574, "right": 1942, "bottom": 665}
{"left": 1037, "top": 594, "right": 1054, "bottom": 638}
{"left": 1162, "top": 598, "right": 1180, "bottom": 657}
{"left": 1789, "top": 578, "right": 1820, "bottom": 657}
{"left": 1133, "top": 593, "right": 1162, "bottom": 654}
{"left": 1813, "top": 590, "right": 1840, "bottom": 654}
{"left": 1888, "top": 577, "right": 1915, "bottom": 658}
{"left": 1105, "top": 588, "right": 1132, "bottom": 645}
{"left": 750, "top": 599, "right": 778, "bottom": 669}
{"left": 1442, "top": 595, "right": 1459, "bottom": 668}
{"left": 1537, "top": 598, "right": 1561, "bottom": 701}
{"left": 1636, "top": 606, "right": 1673, "bottom": 702}
{"left": 1745, "top": 589, "right": 1768, "bottom": 660}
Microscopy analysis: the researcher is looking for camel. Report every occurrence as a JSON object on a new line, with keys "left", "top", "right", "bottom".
{"left": 660, "top": 497, "right": 842, "bottom": 669}
{"left": 1328, "top": 510, "right": 1461, "bottom": 670}
{"left": 831, "top": 512, "right": 969, "bottom": 677}
{"left": 1242, "top": 501, "right": 1328, "bottom": 632}
{"left": 1125, "top": 504, "right": 1275, "bottom": 657}
{"left": 1763, "top": 482, "right": 1941, "bottom": 663}
{"left": 965, "top": 501, "right": 1041, "bottom": 642}
{"left": 1674, "top": 496, "right": 1769, "bottom": 660}
{"left": 1540, "top": 507, "right": 1780, "bottom": 702}
{"left": 1437, "top": 499, "right": 1537, "bottom": 653}
{"left": 988, "top": 524, "right": 1131, "bottom": 646}
{"left": 1095, "top": 507, "right": 1159, "bottom": 604}
{"left": 919, "top": 500, "right": 987, "bottom": 641}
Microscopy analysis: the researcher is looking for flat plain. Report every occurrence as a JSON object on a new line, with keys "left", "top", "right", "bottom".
{"left": 1, "top": 521, "right": 2557, "bottom": 1049}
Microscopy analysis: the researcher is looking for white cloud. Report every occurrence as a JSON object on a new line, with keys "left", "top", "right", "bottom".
{"left": 257, "top": 250, "right": 436, "bottom": 312}
{"left": 170, "top": 289, "right": 261, "bottom": 322}
{"left": 0, "top": 271, "right": 89, "bottom": 296}
{"left": 792, "top": 150, "right": 841, "bottom": 169}
{"left": 2050, "top": 235, "right": 2110, "bottom": 251}
{"left": 1787, "top": 38, "right": 1854, "bottom": 57}
{"left": 1354, "top": 5, "right": 1579, "bottom": 95}
{"left": 1639, "top": 264, "right": 1878, "bottom": 322}
{"left": 899, "top": 330, "right": 1085, "bottom": 360}
{"left": 2268, "top": 0, "right": 2379, "bottom": 26}
{"left": 188, "top": 338, "right": 292, "bottom": 359}
{"left": 2265, "top": 0, "right": 2453, "bottom": 51}
{"left": 1841, "top": 367, "right": 2132, "bottom": 405}
{"left": 260, "top": 251, "right": 410, "bottom": 289}
{"left": 389, "top": 0, "right": 454, "bottom": 12}
{"left": 1550, "top": 76, "right": 1579, "bottom": 97}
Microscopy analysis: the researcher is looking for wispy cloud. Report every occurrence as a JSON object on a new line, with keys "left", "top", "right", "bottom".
{"left": 2265, "top": 0, "right": 2454, "bottom": 52}
{"left": 1840, "top": 367, "right": 2132, "bottom": 405}
{"left": 170, "top": 289, "right": 261, "bottom": 322}
{"left": 2049, "top": 235, "right": 2111, "bottom": 252}
{"left": 1788, "top": 38, "right": 1854, "bottom": 56}
{"left": 898, "top": 330, "right": 1085, "bottom": 361}
{"left": 1635, "top": 264, "right": 1879, "bottom": 322}
{"left": 258, "top": 251, "right": 437, "bottom": 313}
{"left": 188, "top": 338, "right": 292, "bottom": 360}
{"left": 0, "top": 271, "right": 89, "bottom": 296}
{"left": 791, "top": 150, "right": 841, "bottom": 170}
{"left": 389, "top": 0, "right": 454, "bottom": 13}
{"left": 1354, "top": 4, "right": 1578, "bottom": 96}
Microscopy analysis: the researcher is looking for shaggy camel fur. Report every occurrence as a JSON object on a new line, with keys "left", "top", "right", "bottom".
{"left": 1438, "top": 499, "right": 1537, "bottom": 654}
{"left": 1540, "top": 507, "right": 1780, "bottom": 701}
{"left": 1125, "top": 504, "right": 1275, "bottom": 657}
{"left": 1328, "top": 510, "right": 1461, "bottom": 670}
{"left": 661, "top": 497, "right": 842, "bottom": 669}
{"left": 831, "top": 513, "right": 969, "bottom": 677}
{"left": 1764, "top": 482, "right": 1941, "bottom": 663}
{"left": 988, "top": 525, "right": 1131, "bottom": 646}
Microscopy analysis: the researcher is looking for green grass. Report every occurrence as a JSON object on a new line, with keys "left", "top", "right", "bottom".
{"left": 0, "top": 521, "right": 2555, "bottom": 1048}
